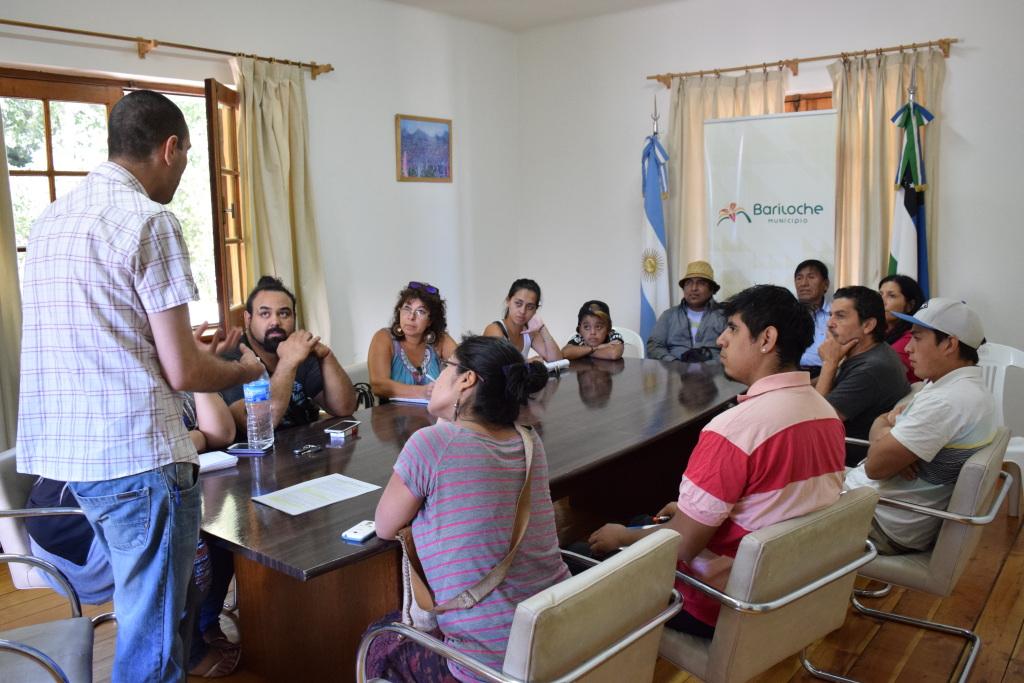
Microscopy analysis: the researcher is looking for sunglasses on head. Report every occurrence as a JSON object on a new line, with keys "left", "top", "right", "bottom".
{"left": 409, "top": 281, "right": 439, "bottom": 296}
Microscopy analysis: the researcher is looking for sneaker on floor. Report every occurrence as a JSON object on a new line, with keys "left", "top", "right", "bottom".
{"left": 189, "top": 645, "right": 241, "bottom": 678}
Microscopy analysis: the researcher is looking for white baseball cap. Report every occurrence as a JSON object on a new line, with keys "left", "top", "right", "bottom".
{"left": 892, "top": 297, "right": 985, "bottom": 349}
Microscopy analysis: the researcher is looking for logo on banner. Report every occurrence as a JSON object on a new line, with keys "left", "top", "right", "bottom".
{"left": 717, "top": 202, "right": 751, "bottom": 225}
{"left": 641, "top": 248, "right": 665, "bottom": 281}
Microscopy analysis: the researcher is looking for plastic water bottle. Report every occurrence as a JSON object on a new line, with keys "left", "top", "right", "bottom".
{"left": 243, "top": 378, "right": 274, "bottom": 450}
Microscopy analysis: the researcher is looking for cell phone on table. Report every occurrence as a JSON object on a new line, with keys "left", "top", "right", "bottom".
{"left": 324, "top": 419, "right": 360, "bottom": 437}
{"left": 226, "top": 442, "right": 272, "bottom": 456}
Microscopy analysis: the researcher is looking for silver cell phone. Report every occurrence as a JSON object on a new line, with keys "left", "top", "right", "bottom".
{"left": 226, "top": 442, "right": 272, "bottom": 456}
{"left": 324, "top": 419, "right": 360, "bottom": 437}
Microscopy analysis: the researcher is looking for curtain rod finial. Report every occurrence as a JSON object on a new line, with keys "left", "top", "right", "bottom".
{"left": 310, "top": 62, "right": 334, "bottom": 80}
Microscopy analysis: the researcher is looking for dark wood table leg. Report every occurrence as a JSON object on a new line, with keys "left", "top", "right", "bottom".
{"left": 234, "top": 547, "right": 400, "bottom": 682}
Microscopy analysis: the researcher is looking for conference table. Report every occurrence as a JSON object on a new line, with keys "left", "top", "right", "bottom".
{"left": 199, "top": 357, "right": 744, "bottom": 681}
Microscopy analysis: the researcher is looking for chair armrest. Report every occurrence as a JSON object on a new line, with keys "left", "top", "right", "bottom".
{"left": 0, "top": 507, "right": 85, "bottom": 519}
{"left": 355, "top": 589, "right": 683, "bottom": 683}
{"left": 0, "top": 554, "right": 82, "bottom": 618}
{"left": 845, "top": 437, "right": 871, "bottom": 448}
{"left": 674, "top": 540, "right": 877, "bottom": 614}
{"left": 0, "top": 638, "right": 71, "bottom": 682}
{"left": 875, "top": 470, "right": 1013, "bottom": 525}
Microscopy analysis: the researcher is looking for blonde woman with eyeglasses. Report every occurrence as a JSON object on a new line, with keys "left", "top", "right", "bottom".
{"left": 369, "top": 282, "right": 458, "bottom": 400}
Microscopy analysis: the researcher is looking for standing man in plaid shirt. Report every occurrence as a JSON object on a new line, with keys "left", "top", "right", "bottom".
{"left": 17, "top": 90, "right": 265, "bottom": 682}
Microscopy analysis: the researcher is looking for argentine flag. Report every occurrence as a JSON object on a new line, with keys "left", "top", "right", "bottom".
{"left": 888, "top": 99, "right": 933, "bottom": 298}
{"left": 640, "top": 134, "right": 670, "bottom": 341}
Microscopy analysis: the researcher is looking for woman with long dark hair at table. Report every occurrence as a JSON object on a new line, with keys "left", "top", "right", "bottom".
{"left": 483, "top": 278, "right": 562, "bottom": 362}
{"left": 367, "top": 336, "right": 570, "bottom": 682}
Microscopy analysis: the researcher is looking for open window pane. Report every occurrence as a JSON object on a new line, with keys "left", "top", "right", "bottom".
{"left": 162, "top": 93, "right": 217, "bottom": 327}
{"left": 1, "top": 97, "right": 46, "bottom": 171}
{"left": 9, "top": 175, "right": 51, "bottom": 245}
{"left": 50, "top": 101, "right": 108, "bottom": 171}
{"left": 219, "top": 104, "right": 238, "bottom": 171}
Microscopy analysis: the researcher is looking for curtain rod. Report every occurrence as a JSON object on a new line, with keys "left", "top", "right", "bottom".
{"left": 647, "top": 38, "right": 957, "bottom": 88}
{"left": 0, "top": 17, "right": 334, "bottom": 80}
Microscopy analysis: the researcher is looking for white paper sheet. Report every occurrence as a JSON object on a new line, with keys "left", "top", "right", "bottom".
{"left": 252, "top": 474, "right": 381, "bottom": 516}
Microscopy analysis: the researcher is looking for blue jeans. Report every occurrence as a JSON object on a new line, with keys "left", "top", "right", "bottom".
{"left": 71, "top": 462, "right": 201, "bottom": 683}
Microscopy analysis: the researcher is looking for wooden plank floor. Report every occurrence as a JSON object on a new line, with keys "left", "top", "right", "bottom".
{"left": 3, "top": 499, "right": 1023, "bottom": 682}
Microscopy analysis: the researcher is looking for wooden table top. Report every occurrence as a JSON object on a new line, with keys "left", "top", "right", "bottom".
{"left": 200, "top": 357, "right": 744, "bottom": 580}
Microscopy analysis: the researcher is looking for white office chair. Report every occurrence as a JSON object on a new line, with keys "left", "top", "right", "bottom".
{"left": 615, "top": 327, "right": 645, "bottom": 359}
{"left": 813, "top": 428, "right": 1013, "bottom": 683}
{"left": 0, "top": 448, "right": 116, "bottom": 626}
{"left": 0, "top": 448, "right": 67, "bottom": 590}
{"left": 659, "top": 487, "right": 879, "bottom": 683}
{"left": 0, "top": 448, "right": 97, "bottom": 681}
{"left": 0, "top": 555, "right": 95, "bottom": 682}
{"left": 357, "top": 529, "right": 682, "bottom": 682}
{"left": 977, "top": 342, "right": 1024, "bottom": 516}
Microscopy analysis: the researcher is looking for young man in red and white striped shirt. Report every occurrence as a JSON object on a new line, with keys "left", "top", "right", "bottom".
{"left": 590, "top": 284, "right": 846, "bottom": 638}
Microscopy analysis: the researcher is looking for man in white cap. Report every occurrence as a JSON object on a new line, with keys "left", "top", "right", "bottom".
{"left": 845, "top": 298, "right": 995, "bottom": 554}
{"left": 646, "top": 260, "right": 727, "bottom": 362}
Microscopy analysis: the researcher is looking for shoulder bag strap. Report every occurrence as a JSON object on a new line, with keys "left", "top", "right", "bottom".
{"left": 402, "top": 424, "right": 536, "bottom": 613}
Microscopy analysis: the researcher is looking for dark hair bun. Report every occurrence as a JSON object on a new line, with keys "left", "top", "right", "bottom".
{"left": 257, "top": 275, "right": 284, "bottom": 287}
{"left": 503, "top": 361, "right": 548, "bottom": 404}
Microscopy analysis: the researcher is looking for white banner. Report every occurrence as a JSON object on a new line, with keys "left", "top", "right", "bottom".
{"left": 705, "top": 110, "right": 837, "bottom": 298}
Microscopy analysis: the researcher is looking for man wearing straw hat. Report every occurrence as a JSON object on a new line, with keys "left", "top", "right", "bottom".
{"left": 646, "top": 260, "right": 727, "bottom": 362}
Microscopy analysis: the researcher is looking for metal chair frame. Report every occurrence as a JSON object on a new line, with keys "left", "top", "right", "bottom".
{"left": 355, "top": 550, "right": 681, "bottom": 683}
{"left": 670, "top": 541, "right": 877, "bottom": 681}
{"left": 807, "top": 471, "right": 1013, "bottom": 683}
{"left": 0, "top": 553, "right": 88, "bottom": 682}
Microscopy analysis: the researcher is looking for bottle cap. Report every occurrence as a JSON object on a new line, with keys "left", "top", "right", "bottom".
{"left": 243, "top": 378, "right": 271, "bottom": 403}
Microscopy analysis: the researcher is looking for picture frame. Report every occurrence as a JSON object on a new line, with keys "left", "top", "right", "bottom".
{"left": 395, "top": 114, "right": 452, "bottom": 183}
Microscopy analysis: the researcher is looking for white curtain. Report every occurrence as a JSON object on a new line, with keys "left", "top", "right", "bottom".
{"left": 665, "top": 70, "right": 786, "bottom": 303}
{"left": 0, "top": 106, "right": 21, "bottom": 451}
{"left": 231, "top": 57, "right": 332, "bottom": 342}
{"left": 829, "top": 50, "right": 945, "bottom": 289}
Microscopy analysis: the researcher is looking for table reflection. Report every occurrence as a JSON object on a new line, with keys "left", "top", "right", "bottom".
{"left": 574, "top": 358, "right": 624, "bottom": 408}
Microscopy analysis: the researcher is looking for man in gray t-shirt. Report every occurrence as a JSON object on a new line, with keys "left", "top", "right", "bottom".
{"left": 816, "top": 287, "right": 911, "bottom": 466}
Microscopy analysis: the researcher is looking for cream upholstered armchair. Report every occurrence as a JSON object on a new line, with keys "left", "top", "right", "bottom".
{"left": 813, "top": 427, "right": 1012, "bottom": 683}
{"left": 357, "top": 528, "right": 682, "bottom": 683}
{"left": 0, "top": 447, "right": 68, "bottom": 591}
{"left": 0, "top": 449, "right": 96, "bottom": 681}
{"left": 659, "top": 486, "right": 879, "bottom": 683}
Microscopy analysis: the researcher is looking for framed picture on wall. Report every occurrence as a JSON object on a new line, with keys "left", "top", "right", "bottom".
{"left": 395, "top": 114, "right": 452, "bottom": 183}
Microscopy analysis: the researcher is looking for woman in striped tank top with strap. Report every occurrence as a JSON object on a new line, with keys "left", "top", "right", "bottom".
{"left": 369, "top": 335, "right": 570, "bottom": 682}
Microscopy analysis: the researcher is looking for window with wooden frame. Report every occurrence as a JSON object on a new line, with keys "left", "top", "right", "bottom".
{"left": 0, "top": 68, "right": 248, "bottom": 330}
{"left": 785, "top": 91, "right": 833, "bottom": 113}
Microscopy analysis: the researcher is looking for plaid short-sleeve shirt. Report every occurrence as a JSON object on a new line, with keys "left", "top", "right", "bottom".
{"left": 17, "top": 162, "right": 199, "bottom": 482}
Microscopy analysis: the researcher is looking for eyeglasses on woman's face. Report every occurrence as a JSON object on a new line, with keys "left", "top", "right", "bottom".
{"left": 401, "top": 305, "right": 429, "bottom": 319}
{"left": 439, "top": 357, "right": 483, "bottom": 381}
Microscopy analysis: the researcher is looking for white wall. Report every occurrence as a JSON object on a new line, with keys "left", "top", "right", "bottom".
{"left": 3, "top": 0, "right": 1022, "bottom": 356}
{"left": 0, "top": 0, "right": 521, "bottom": 363}
{"left": 517, "top": 0, "right": 1024, "bottom": 347}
